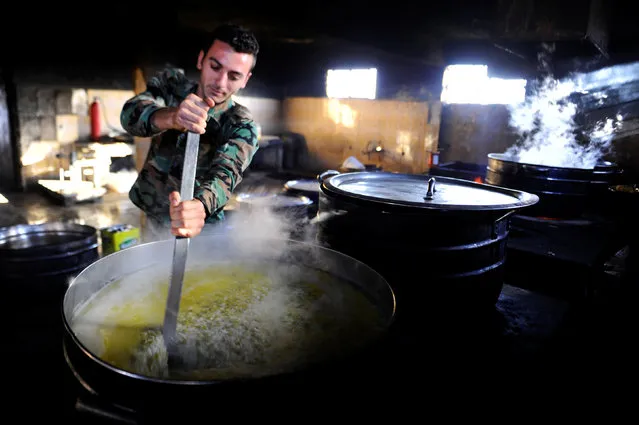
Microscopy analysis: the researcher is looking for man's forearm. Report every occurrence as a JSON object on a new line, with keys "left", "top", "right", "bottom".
{"left": 120, "top": 96, "right": 175, "bottom": 138}
{"left": 194, "top": 123, "right": 259, "bottom": 219}
{"left": 150, "top": 107, "right": 179, "bottom": 132}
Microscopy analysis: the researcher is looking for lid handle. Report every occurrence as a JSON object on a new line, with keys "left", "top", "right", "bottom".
{"left": 318, "top": 170, "right": 341, "bottom": 184}
{"left": 424, "top": 177, "right": 436, "bottom": 200}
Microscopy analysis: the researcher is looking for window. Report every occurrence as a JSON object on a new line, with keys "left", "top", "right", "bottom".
{"left": 326, "top": 68, "right": 377, "bottom": 99}
{"left": 440, "top": 64, "right": 527, "bottom": 105}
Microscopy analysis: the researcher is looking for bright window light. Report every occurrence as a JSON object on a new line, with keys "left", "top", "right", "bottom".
{"left": 326, "top": 68, "right": 377, "bottom": 99}
{"left": 441, "top": 64, "right": 527, "bottom": 105}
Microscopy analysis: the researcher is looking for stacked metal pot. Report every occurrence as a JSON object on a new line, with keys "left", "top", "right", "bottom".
{"left": 61, "top": 233, "right": 397, "bottom": 410}
{"left": 315, "top": 169, "right": 539, "bottom": 319}
{"left": 485, "top": 153, "right": 623, "bottom": 218}
{"left": 0, "top": 222, "right": 99, "bottom": 302}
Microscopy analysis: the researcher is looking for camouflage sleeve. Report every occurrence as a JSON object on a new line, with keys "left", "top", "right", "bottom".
{"left": 120, "top": 68, "right": 183, "bottom": 137}
{"left": 194, "top": 121, "right": 259, "bottom": 218}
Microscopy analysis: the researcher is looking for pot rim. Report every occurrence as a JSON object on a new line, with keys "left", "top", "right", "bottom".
{"left": 320, "top": 171, "right": 539, "bottom": 212}
{"left": 0, "top": 222, "right": 98, "bottom": 253}
{"left": 235, "top": 192, "right": 314, "bottom": 207}
{"left": 284, "top": 179, "right": 320, "bottom": 192}
{"left": 487, "top": 153, "right": 617, "bottom": 171}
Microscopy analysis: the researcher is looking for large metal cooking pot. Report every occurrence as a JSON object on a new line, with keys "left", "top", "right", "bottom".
{"left": 315, "top": 170, "right": 539, "bottom": 318}
{"left": 485, "top": 153, "right": 622, "bottom": 218}
{"left": 283, "top": 179, "right": 320, "bottom": 203}
{"left": 0, "top": 222, "right": 99, "bottom": 300}
{"left": 62, "top": 234, "right": 395, "bottom": 409}
{"left": 234, "top": 192, "right": 314, "bottom": 220}
{"left": 1, "top": 222, "right": 99, "bottom": 366}
{"left": 232, "top": 192, "right": 315, "bottom": 240}
{"left": 283, "top": 178, "right": 321, "bottom": 217}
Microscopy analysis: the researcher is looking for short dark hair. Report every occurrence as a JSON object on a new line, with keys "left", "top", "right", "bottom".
{"left": 207, "top": 23, "right": 260, "bottom": 69}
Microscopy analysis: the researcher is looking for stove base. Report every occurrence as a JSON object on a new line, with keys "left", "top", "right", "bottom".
{"left": 505, "top": 212, "right": 629, "bottom": 300}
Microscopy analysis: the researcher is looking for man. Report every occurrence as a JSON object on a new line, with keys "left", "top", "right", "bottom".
{"left": 120, "top": 23, "right": 260, "bottom": 239}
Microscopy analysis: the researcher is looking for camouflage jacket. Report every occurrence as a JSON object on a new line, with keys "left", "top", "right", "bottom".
{"left": 120, "top": 68, "right": 259, "bottom": 224}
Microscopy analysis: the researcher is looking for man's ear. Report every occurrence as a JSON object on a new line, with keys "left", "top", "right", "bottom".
{"left": 241, "top": 72, "right": 252, "bottom": 89}
{"left": 196, "top": 50, "right": 204, "bottom": 70}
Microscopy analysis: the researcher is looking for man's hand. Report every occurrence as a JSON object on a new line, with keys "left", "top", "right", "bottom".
{"left": 169, "top": 191, "right": 206, "bottom": 238}
{"left": 173, "top": 93, "right": 216, "bottom": 134}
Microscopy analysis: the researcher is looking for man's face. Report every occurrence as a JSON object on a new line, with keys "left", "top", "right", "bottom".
{"left": 197, "top": 40, "right": 253, "bottom": 105}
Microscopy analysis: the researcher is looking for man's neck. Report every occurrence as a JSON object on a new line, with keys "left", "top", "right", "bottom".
{"left": 208, "top": 97, "right": 234, "bottom": 121}
{"left": 193, "top": 83, "right": 233, "bottom": 121}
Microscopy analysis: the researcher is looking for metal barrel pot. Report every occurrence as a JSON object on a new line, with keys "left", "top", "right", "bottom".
{"left": 62, "top": 235, "right": 396, "bottom": 411}
{"left": 283, "top": 179, "right": 320, "bottom": 203}
{"left": 283, "top": 178, "right": 321, "bottom": 217}
{"left": 233, "top": 192, "right": 315, "bottom": 240}
{"left": 1, "top": 222, "right": 99, "bottom": 362}
{"left": 0, "top": 222, "right": 99, "bottom": 301}
{"left": 315, "top": 170, "right": 539, "bottom": 319}
{"left": 234, "top": 192, "right": 314, "bottom": 219}
{"left": 485, "top": 153, "right": 622, "bottom": 218}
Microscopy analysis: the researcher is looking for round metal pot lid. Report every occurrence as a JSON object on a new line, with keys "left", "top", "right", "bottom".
{"left": 320, "top": 171, "right": 539, "bottom": 211}
{"left": 235, "top": 192, "right": 313, "bottom": 208}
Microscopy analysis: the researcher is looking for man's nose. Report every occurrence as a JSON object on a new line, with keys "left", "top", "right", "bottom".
{"left": 214, "top": 72, "right": 227, "bottom": 87}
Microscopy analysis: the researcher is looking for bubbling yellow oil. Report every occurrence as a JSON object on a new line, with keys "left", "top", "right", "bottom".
{"left": 71, "top": 262, "right": 385, "bottom": 380}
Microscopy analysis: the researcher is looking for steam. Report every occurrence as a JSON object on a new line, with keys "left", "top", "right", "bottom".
{"left": 69, "top": 191, "right": 384, "bottom": 380}
{"left": 504, "top": 76, "right": 621, "bottom": 168}
{"left": 503, "top": 47, "right": 636, "bottom": 169}
{"left": 139, "top": 186, "right": 317, "bottom": 249}
{"left": 220, "top": 191, "right": 306, "bottom": 259}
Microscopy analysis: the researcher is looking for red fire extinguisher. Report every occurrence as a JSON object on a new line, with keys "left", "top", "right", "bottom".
{"left": 90, "top": 97, "right": 101, "bottom": 141}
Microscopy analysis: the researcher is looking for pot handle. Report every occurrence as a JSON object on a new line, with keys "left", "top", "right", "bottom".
{"left": 318, "top": 170, "right": 341, "bottom": 183}
{"left": 492, "top": 210, "right": 515, "bottom": 239}
{"left": 424, "top": 177, "right": 437, "bottom": 200}
{"left": 521, "top": 164, "right": 550, "bottom": 175}
{"left": 76, "top": 397, "right": 137, "bottom": 423}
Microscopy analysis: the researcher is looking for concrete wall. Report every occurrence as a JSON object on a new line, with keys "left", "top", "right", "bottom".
{"left": 16, "top": 86, "right": 60, "bottom": 188}
{"left": 4, "top": 27, "right": 445, "bottom": 187}
{"left": 14, "top": 84, "right": 135, "bottom": 189}
{"left": 233, "top": 95, "right": 283, "bottom": 136}
{"left": 283, "top": 97, "right": 441, "bottom": 174}
{"left": 9, "top": 64, "right": 285, "bottom": 189}
{"left": 438, "top": 104, "right": 519, "bottom": 166}
{"left": 0, "top": 70, "right": 17, "bottom": 191}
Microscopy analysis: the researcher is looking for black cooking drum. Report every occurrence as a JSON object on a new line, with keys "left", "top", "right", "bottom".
{"left": 283, "top": 179, "right": 320, "bottom": 203}
{"left": 485, "top": 153, "right": 622, "bottom": 218}
{"left": 0, "top": 222, "right": 99, "bottom": 302}
{"left": 315, "top": 170, "right": 539, "bottom": 317}
{"left": 62, "top": 234, "right": 395, "bottom": 411}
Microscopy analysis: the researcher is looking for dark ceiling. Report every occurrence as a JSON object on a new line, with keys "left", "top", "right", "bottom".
{"left": 4, "top": 0, "right": 639, "bottom": 79}
{"left": 171, "top": 0, "right": 637, "bottom": 62}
